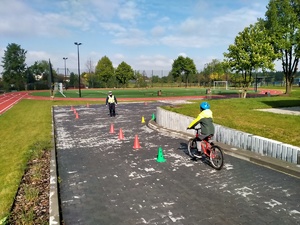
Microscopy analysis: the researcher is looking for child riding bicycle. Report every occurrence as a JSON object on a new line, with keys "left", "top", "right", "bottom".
{"left": 186, "top": 102, "right": 224, "bottom": 169}
{"left": 187, "top": 101, "right": 215, "bottom": 140}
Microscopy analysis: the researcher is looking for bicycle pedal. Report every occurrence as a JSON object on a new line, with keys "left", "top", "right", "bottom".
{"left": 194, "top": 154, "right": 202, "bottom": 159}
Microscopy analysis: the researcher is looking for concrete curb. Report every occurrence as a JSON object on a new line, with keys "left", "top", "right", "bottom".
{"left": 49, "top": 107, "right": 60, "bottom": 225}
{"left": 148, "top": 120, "right": 300, "bottom": 179}
{"left": 156, "top": 107, "right": 300, "bottom": 164}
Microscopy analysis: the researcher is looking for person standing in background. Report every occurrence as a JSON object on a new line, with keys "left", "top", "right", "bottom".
{"left": 106, "top": 91, "right": 117, "bottom": 117}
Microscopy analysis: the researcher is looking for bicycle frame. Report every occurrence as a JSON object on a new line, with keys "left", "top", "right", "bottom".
{"left": 194, "top": 128, "right": 213, "bottom": 156}
{"left": 187, "top": 127, "right": 224, "bottom": 170}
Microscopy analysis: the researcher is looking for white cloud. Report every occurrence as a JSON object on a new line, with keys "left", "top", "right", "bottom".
{"left": 151, "top": 26, "right": 165, "bottom": 36}
{"left": 132, "top": 54, "right": 172, "bottom": 70}
{"left": 178, "top": 53, "right": 187, "bottom": 58}
{"left": 118, "top": 1, "right": 140, "bottom": 21}
{"left": 100, "top": 22, "right": 127, "bottom": 36}
{"left": 111, "top": 28, "right": 151, "bottom": 45}
{"left": 0, "top": 0, "right": 278, "bottom": 75}
{"left": 27, "top": 51, "right": 51, "bottom": 61}
{"left": 112, "top": 37, "right": 149, "bottom": 46}
{"left": 0, "top": 0, "right": 120, "bottom": 39}
{"left": 88, "top": 0, "right": 119, "bottom": 19}
{"left": 160, "top": 35, "right": 218, "bottom": 48}
{"left": 158, "top": 16, "right": 171, "bottom": 24}
{"left": 114, "top": 53, "right": 125, "bottom": 59}
{"left": 0, "top": 0, "right": 36, "bottom": 37}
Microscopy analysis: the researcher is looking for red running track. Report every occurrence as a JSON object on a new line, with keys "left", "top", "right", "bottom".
{"left": 0, "top": 92, "right": 28, "bottom": 115}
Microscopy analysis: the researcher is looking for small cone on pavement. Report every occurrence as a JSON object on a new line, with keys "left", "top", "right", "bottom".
{"left": 118, "top": 128, "right": 124, "bottom": 140}
{"left": 109, "top": 124, "right": 115, "bottom": 133}
{"left": 156, "top": 147, "right": 166, "bottom": 163}
{"left": 141, "top": 116, "right": 145, "bottom": 123}
{"left": 151, "top": 113, "right": 156, "bottom": 120}
{"left": 75, "top": 112, "right": 79, "bottom": 119}
{"left": 73, "top": 109, "right": 77, "bottom": 114}
{"left": 133, "top": 135, "right": 141, "bottom": 149}
{"left": 71, "top": 106, "right": 74, "bottom": 110}
{"left": 86, "top": 103, "right": 89, "bottom": 108}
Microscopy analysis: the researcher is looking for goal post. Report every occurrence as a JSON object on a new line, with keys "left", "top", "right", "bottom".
{"left": 54, "top": 82, "right": 66, "bottom": 97}
{"left": 213, "top": 81, "right": 228, "bottom": 90}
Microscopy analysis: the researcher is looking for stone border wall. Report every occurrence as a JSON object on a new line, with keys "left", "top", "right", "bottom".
{"left": 156, "top": 107, "right": 300, "bottom": 164}
{"left": 49, "top": 107, "right": 60, "bottom": 225}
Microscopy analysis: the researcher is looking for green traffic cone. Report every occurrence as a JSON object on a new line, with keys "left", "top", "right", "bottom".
{"left": 156, "top": 147, "right": 166, "bottom": 163}
{"left": 152, "top": 113, "right": 156, "bottom": 120}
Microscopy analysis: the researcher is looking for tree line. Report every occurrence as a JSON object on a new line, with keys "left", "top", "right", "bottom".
{"left": 0, "top": 46, "right": 288, "bottom": 92}
{"left": 1, "top": 0, "right": 300, "bottom": 95}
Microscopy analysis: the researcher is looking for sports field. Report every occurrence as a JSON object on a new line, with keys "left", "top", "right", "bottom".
{"left": 0, "top": 86, "right": 297, "bottom": 223}
{"left": 30, "top": 87, "right": 248, "bottom": 98}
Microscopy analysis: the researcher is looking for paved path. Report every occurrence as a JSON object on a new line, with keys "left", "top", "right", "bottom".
{"left": 53, "top": 102, "right": 300, "bottom": 225}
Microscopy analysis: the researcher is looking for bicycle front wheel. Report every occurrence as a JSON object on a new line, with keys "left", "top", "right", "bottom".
{"left": 187, "top": 138, "right": 198, "bottom": 158}
{"left": 209, "top": 145, "right": 224, "bottom": 170}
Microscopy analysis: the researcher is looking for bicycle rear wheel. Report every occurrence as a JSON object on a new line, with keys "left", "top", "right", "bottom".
{"left": 209, "top": 145, "right": 224, "bottom": 170}
{"left": 187, "top": 138, "right": 198, "bottom": 158}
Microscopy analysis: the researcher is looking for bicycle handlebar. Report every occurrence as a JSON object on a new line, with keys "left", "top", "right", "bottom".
{"left": 187, "top": 127, "right": 201, "bottom": 131}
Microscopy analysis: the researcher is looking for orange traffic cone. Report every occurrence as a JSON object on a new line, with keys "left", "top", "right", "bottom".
{"left": 133, "top": 135, "right": 141, "bottom": 149}
{"left": 75, "top": 112, "right": 79, "bottom": 119}
{"left": 71, "top": 106, "right": 74, "bottom": 110}
{"left": 74, "top": 109, "right": 77, "bottom": 114}
{"left": 86, "top": 103, "right": 89, "bottom": 108}
{"left": 109, "top": 124, "right": 115, "bottom": 133}
{"left": 118, "top": 128, "right": 124, "bottom": 140}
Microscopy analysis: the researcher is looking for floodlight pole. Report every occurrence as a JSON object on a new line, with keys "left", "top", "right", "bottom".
{"left": 74, "top": 42, "right": 82, "bottom": 97}
{"left": 63, "top": 57, "right": 68, "bottom": 85}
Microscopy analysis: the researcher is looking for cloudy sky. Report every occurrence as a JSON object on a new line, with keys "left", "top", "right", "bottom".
{"left": 0, "top": 0, "right": 272, "bottom": 75}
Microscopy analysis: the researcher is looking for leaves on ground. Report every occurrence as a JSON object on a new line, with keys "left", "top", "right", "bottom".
{"left": 8, "top": 150, "right": 50, "bottom": 224}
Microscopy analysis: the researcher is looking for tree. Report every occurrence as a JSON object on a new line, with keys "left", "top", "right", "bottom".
{"left": 29, "top": 60, "right": 59, "bottom": 82}
{"left": 25, "top": 67, "right": 36, "bottom": 90}
{"left": 1, "top": 43, "right": 27, "bottom": 91}
{"left": 115, "top": 61, "right": 134, "bottom": 87}
{"left": 263, "top": 0, "right": 300, "bottom": 94}
{"left": 223, "top": 22, "right": 278, "bottom": 97}
{"left": 171, "top": 56, "right": 197, "bottom": 87}
{"left": 0, "top": 77, "right": 3, "bottom": 91}
{"left": 85, "top": 58, "right": 97, "bottom": 88}
{"left": 151, "top": 75, "right": 160, "bottom": 83}
{"left": 203, "top": 59, "right": 227, "bottom": 83}
{"left": 95, "top": 56, "right": 114, "bottom": 88}
{"left": 81, "top": 72, "right": 89, "bottom": 87}
{"left": 134, "top": 71, "right": 147, "bottom": 88}
{"left": 69, "top": 72, "right": 77, "bottom": 88}
{"left": 30, "top": 60, "right": 48, "bottom": 79}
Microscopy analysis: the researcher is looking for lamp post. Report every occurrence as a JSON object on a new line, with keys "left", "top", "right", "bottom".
{"left": 74, "top": 42, "right": 82, "bottom": 97}
{"left": 63, "top": 57, "right": 68, "bottom": 86}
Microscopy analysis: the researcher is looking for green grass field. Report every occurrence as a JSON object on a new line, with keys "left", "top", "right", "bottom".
{"left": 0, "top": 100, "right": 88, "bottom": 223}
{"left": 166, "top": 95, "right": 300, "bottom": 146}
{"left": 0, "top": 86, "right": 299, "bottom": 223}
{"left": 31, "top": 87, "right": 255, "bottom": 98}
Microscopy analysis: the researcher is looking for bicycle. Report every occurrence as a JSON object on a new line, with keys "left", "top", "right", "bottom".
{"left": 187, "top": 128, "right": 224, "bottom": 170}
